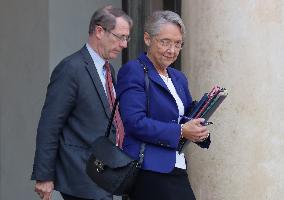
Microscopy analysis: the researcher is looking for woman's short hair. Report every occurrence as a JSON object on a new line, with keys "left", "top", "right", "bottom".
{"left": 89, "top": 5, "right": 133, "bottom": 34}
{"left": 144, "top": 10, "right": 185, "bottom": 38}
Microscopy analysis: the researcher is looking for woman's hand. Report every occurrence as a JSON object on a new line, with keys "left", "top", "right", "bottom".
{"left": 181, "top": 118, "right": 209, "bottom": 142}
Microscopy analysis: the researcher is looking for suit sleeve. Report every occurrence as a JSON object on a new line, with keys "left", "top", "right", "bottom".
{"left": 117, "top": 62, "right": 181, "bottom": 149}
{"left": 31, "top": 60, "right": 78, "bottom": 181}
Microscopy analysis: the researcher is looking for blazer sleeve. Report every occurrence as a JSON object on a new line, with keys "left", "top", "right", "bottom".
{"left": 31, "top": 60, "right": 78, "bottom": 181}
{"left": 117, "top": 62, "right": 181, "bottom": 149}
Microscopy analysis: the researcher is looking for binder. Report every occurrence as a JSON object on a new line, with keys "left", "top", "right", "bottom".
{"left": 178, "top": 86, "right": 228, "bottom": 152}
{"left": 201, "top": 92, "right": 227, "bottom": 120}
{"left": 188, "top": 93, "right": 208, "bottom": 119}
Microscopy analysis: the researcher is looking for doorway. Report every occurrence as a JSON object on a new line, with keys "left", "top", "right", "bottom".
{"left": 122, "top": 0, "right": 182, "bottom": 69}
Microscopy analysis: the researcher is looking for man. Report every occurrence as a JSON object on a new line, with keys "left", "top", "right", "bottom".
{"left": 31, "top": 6, "right": 132, "bottom": 200}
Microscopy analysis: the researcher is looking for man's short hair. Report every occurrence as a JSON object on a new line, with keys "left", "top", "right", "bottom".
{"left": 89, "top": 5, "right": 132, "bottom": 34}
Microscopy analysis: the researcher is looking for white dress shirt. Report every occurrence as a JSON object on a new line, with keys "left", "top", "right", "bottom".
{"left": 160, "top": 74, "right": 186, "bottom": 169}
{"left": 86, "top": 43, "right": 107, "bottom": 93}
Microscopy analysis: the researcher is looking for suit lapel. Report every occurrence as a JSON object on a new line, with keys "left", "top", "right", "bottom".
{"left": 147, "top": 64, "right": 186, "bottom": 103}
{"left": 149, "top": 67, "right": 187, "bottom": 113}
{"left": 138, "top": 53, "right": 187, "bottom": 109}
{"left": 147, "top": 65, "right": 170, "bottom": 92}
{"left": 80, "top": 46, "right": 111, "bottom": 118}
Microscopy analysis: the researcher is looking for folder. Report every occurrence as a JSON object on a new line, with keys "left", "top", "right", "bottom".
{"left": 178, "top": 86, "right": 228, "bottom": 152}
{"left": 201, "top": 91, "right": 227, "bottom": 120}
{"left": 188, "top": 93, "right": 208, "bottom": 119}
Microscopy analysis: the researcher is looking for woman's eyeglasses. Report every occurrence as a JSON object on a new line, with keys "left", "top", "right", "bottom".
{"left": 155, "top": 38, "right": 184, "bottom": 50}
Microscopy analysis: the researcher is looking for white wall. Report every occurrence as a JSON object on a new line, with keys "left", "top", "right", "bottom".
{"left": 0, "top": 0, "right": 122, "bottom": 199}
{"left": 0, "top": 0, "right": 49, "bottom": 199}
{"left": 182, "top": 1, "right": 284, "bottom": 200}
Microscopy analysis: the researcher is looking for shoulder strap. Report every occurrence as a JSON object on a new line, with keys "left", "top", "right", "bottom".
{"left": 136, "top": 58, "right": 151, "bottom": 162}
{"left": 105, "top": 99, "right": 119, "bottom": 137}
{"left": 104, "top": 60, "right": 150, "bottom": 137}
{"left": 104, "top": 59, "right": 149, "bottom": 165}
{"left": 137, "top": 58, "right": 150, "bottom": 117}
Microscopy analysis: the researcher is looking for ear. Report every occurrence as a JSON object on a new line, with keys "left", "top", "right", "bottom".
{"left": 94, "top": 25, "right": 105, "bottom": 40}
{"left": 144, "top": 32, "right": 151, "bottom": 47}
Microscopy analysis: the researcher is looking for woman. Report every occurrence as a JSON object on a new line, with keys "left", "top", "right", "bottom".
{"left": 117, "top": 10, "right": 209, "bottom": 200}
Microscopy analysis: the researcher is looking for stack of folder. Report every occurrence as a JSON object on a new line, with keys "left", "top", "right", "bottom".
{"left": 178, "top": 86, "right": 228, "bottom": 152}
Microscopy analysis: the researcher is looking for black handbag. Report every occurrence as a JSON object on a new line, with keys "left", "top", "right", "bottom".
{"left": 86, "top": 62, "right": 149, "bottom": 195}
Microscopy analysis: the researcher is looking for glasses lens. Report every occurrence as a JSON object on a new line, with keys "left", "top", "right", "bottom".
{"left": 110, "top": 32, "right": 130, "bottom": 43}
{"left": 156, "top": 38, "right": 183, "bottom": 50}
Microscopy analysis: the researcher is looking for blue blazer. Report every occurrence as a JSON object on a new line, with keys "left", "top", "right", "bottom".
{"left": 117, "top": 53, "right": 192, "bottom": 173}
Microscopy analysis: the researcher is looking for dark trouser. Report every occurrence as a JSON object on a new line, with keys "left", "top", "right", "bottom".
{"left": 129, "top": 168, "right": 196, "bottom": 200}
{"left": 61, "top": 193, "right": 93, "bottom": 200}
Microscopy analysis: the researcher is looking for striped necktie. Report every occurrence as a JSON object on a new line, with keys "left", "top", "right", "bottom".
{"left": 104, "top": 61, "right": 125, "bottom": 148}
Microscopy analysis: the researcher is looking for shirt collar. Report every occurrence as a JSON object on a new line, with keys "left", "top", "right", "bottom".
{"left": 86, "top": 43, "right": 106, "bottom": 73}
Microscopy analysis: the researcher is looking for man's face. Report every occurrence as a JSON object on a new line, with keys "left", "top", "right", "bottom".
{"left": 100, "top": 17, "right": 130, "bottom": 60}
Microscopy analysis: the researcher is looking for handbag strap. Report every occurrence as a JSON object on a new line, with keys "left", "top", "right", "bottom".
{"left": 137, "top": 58, "right": 150, "bottom": 165}
{"left": 104, "top": 63, "right": 149, "bottom": 136}
{"left": 104, "top": 59, "right": 151, "bottom": 165}
{"left": 105, "top": 98, "right": 119, "bottom": 138}
{"left": 138, "top": 58, "right": 150, "bottom": 117}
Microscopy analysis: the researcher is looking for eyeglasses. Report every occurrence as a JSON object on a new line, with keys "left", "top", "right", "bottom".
{"left": 155, "top": 38, "right": 184, "bottom": 50}
{"left": 96, "top": 25, "right": 131, "bottom": 43}
{"left": 108, "top": 31, "right": 131, "bottom": 43}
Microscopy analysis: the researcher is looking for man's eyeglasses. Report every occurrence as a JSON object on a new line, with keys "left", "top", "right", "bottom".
{"left": 96, "top": 25, "right": 131, "bottom": 43}
{"left": 155, "top": 38, "right": 184, "bottom": 50}
{"left": 108, "top": 31, "right": 131, "bottom": 43}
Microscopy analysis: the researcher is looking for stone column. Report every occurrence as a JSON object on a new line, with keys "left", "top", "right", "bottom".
{"left": 181, "top": 1, "right": 284, "bottom": 200}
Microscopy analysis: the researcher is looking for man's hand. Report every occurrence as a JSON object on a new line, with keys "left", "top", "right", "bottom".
{"left": 35, "top": 180, "right": 54, "bottom": 200}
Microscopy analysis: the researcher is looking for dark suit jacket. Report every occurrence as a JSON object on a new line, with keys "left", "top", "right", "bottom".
{"left": 117, "top": 53, "right": 193, "bottom": 173}
{"left": 31, "top": 46, "right": 115, "bottom": 199}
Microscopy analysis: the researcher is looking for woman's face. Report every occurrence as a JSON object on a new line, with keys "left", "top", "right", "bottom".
{"left": 144, "top": 23, "right": 183, "bottom": 69}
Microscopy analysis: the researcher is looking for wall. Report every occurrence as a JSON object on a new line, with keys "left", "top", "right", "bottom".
{"left": 182, "top": 1, "right": 284, "bottom": 200}
{"left": 0, "top": 0, "right": 121, "bottom": 199}
{"left": 49, "top": 0, "right": 122, "bottom": 74}
{"left": 0, "top": 0, "right": 49, "bottom": 199}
